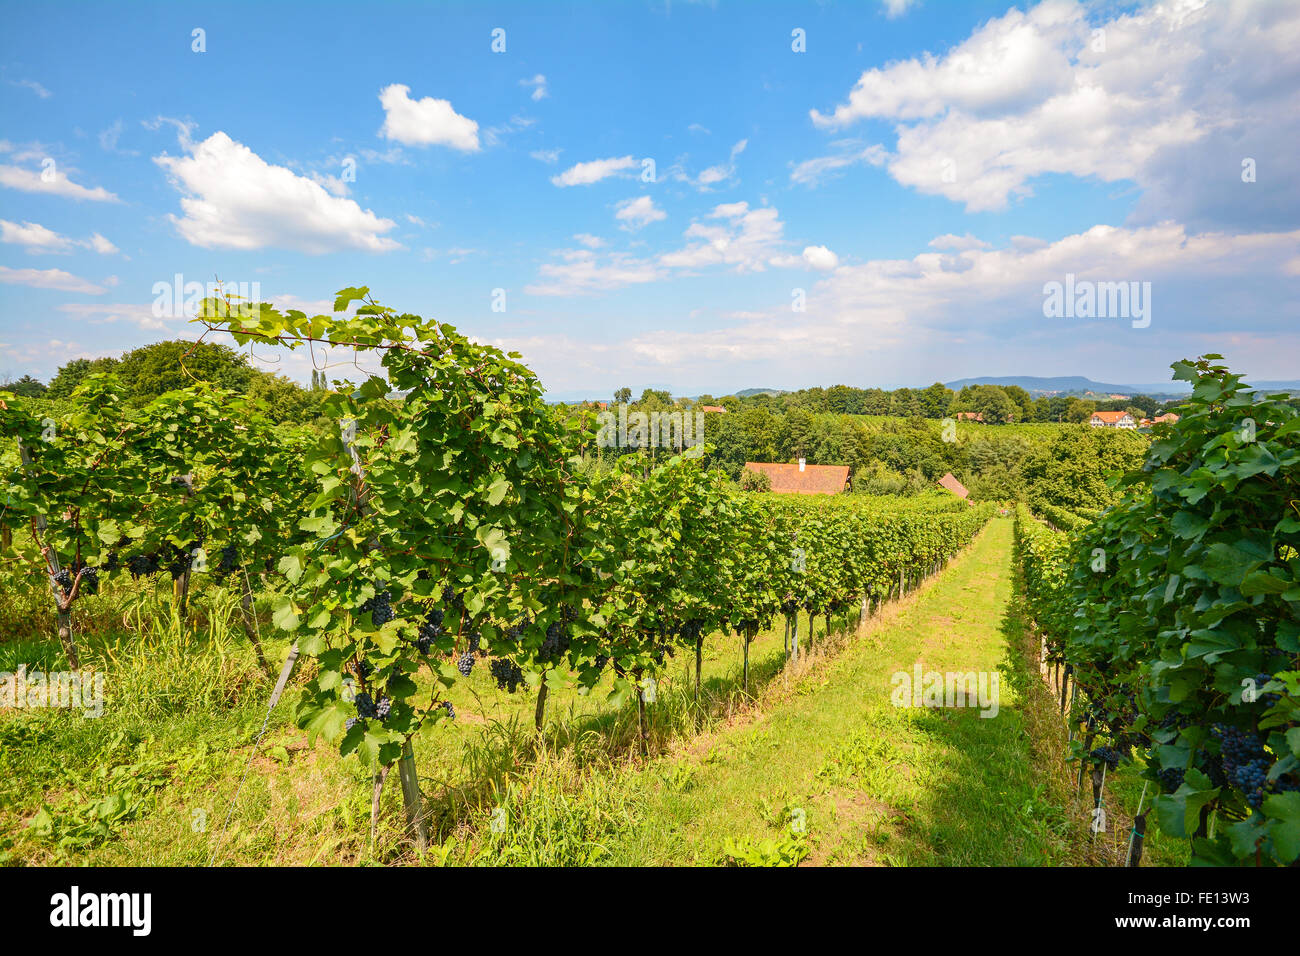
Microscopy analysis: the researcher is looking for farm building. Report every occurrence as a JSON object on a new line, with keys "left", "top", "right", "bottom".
{"left": 937, "top": 472, "right": 970, "bottom": 500}
{"left": 743, "top": 459, "right": 849, "bottom": 495}
{"left": 1089, "top": 410, "right": 1137, "bottom": 429}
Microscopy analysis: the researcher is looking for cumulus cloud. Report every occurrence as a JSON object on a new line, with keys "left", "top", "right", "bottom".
{"left": 551, "top": 155, "right": 639, "bottom": 187}
{"left": 529, "top": 201, "right": 816, "bottom": 295}
{"left": 378, "top": 84, "right": 480, "bottom": 151}
{"left": 153, "top": 130, "right": 400, "bottom": 253}
{"left": 0, "top": 219, "right": 121, "bottom": 255}
{"left": 511, "top": 221, "right": 1300, "bottom": 390}
{"left": 0, "top": 266, "right": 109, "bottom": 294}
{"left": 801, "top": 245, "right": 840, "bottom": 270}
{"left": 807, "top": 0, "right": 1300, "bottom": 226}
{"left": 0, "top": 160, "right": 119, "bottom": 202}
{"left": 614, "top": 195, "right": 666, "bottom": 231}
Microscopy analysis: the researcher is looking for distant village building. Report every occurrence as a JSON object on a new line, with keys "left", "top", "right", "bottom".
{"left": 937, "top": 472, "right": 970, "bottom": 500}
{"left": 743, "top": 459, "right": 849, "bottom": 495}
{"left": 1152, "top": 412, "right": 1180, "bottom": 424}
{"left": 1089, "top": 410, "right": 1137, "bottom": 429}
{"left": 697, "top": 405, "right": 728, "bottom": 414}
{"left": 955, "top": 411, "right": 984, "bottom": 422}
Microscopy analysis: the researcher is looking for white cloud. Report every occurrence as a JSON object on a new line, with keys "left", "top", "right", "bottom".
{"left": 0, "top": 220, "right": 121, "bottom": 256}
{"left": 661, "top": 201, "right": 786, "bottom": 272}
{"left": 377, "top": 84, "right": 480, "bottom": 151}
{"left": 573, "top": 233, "right": 605, "bottom": 249}
{"left": 526, "top": 249, "right": 664, "bottom": 296}
{"left": 1, "top": 220, "right": 72, "bottom": 252}
{"left": 530, "top": 148, "right": 562, "bottom": 164}
{"left": 520, "top": 74, "right": 548, "bottom": 101}
{"left": 802, "top": 245, "right": 840, "bottom": 271}
{"left": 0, "top": 163, "right": 119, "bottom": 202}
{"left": 681, "top": 139, "right": 748, "bottom": 191}
{"left": 551, "top": 155, "right": 638, "bottom": 187}
{"left": 808, "top": 0, "right": 1300, "bottom": 224}
{"left": 153, "top": 130, "right": 400, "bottom": 253}
{"left": 57, "top": 301, "right": 175, "bottom": 332}
{"left": 882, "top": 0, "right": 918, "bottom": 17}
{"left": 929, "top": 233, "right": 990, "bottom": 251}
{"left": 12, "top": 79, "right": 51, "bottom": 98}
{"left": 614, "top": 195, "right": 666, "bottom": 231}
{"left": 0, "top": 266, "right": 108, "bottom": 294}
{"left": 790, "top": 142, "right": 887, "bottom": 187}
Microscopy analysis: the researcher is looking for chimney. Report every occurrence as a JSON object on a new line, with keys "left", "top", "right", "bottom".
{"left": 798, "top": 458, "right": 806, "bottom": 472}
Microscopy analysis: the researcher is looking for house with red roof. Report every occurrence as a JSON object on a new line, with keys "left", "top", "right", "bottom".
{"left": 1089, "top": 410, "right": 1137, "bottom": 429}
{"left": 743, "top": 459, "right": 849, "bottom": 495}
{"left": 937, "top": 472, "right": 970, "bottom": 500}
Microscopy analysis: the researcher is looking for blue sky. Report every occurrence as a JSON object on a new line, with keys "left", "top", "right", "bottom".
{"left": 1, "top": 0, "right": 1297, "bottom": 398}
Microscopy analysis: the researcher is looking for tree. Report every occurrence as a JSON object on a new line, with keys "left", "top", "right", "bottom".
{"left": 1063, "top": 398, "right": 1096, "bottom": 423}
{"left": 116, "top": 340, "right": 255, "bottom": 402}
{"left": 3, "top": 374, "right": 47, "bottom": 397}
{"left": 738, "top": 467, "right": 771, "bottom": 492}
{"left": 614, "top": 387, "right": 632, "bottom": 405}
{"left": 971, "top": 385, "right": 1016, "bottom": 425}
{"left": 46, "top": 357, "right": 121, "bottom": 399}
{"left": 920, "top": 382, "right": 953, "bottom": 418}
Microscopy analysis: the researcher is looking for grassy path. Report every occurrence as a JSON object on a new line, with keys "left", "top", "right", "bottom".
{"left": 604, "top": 515, "right": 1083, "bottom": 865}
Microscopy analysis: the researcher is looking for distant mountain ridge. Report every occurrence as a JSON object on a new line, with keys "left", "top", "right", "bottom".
{"left": 943, "top": 375, "right": 1300, "bottom": 397}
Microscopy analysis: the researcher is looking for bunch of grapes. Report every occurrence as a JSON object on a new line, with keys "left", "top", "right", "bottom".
{"left": 457, "top": 651, "right": 476, "bottom": 677}
{"left": 1253, "top": 673, "right": 1281, "bottom": 707}
{"left": 490, "top": 658, "right": 524, "bottom": 693}
{"left": 52, "top": 563, "right": 99, "bottom": 597}
{"left": 416, "top": 606, "right": 444, "bottom": 654}
{"left": 780, "top": 598, "right": 799, "bottom": 616}
{"left": 541, "top": 621, "right": 570, "bottom": 660}
{"left": 1212, "top": 723, "right": 1272, "bottom": 808}
{"left": 504, "top": 615, "right": 529, "bottom": 642}
{"left": 127, "top": 553, "right": 160, "bottom": 578}
{"left": 467, "top": 631, "right": 481, "bottom": 654}
{"left": 214, "top": 545, "right": 239, "bottom": 581}
{"left": 1157, "top": 765, "right": 1186, "bottom": 793}
{"left": 441, "top": 586, "right": 465, "bottom": 612}
{"left": 163, "top": 543, "right": 191, "bottom": 580}
{"left": 375, "top": 696, "right": 392, "bottom": 720}
{"left": 1089, "top": 746, "right": 1121, "bottom": 771}
{"left": 593, "top": 654, "right": 609, "bottom": 672}
{"left": 345, "top": 717, "right": 362, "bottom": 732}
{"left": 355, "top": 693, "right": 379, "bottom": 719}
{"left": 104, "top": 552, "right": 120, "bottom": 572}
{"left": 358, "top": 588, "right": 394, "bottom": 626}
{"left": 441, "top": 700, "right": 455, "bottom": 720}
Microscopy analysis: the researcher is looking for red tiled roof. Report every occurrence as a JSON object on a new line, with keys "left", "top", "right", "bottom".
{"left": 955, "top": 411, "right": 984, "bottom": 421}
{"left": 1091, "top": 410, "right": 1130, "bottom": 423}
{"left": 1152, "top": 412, "right": 1179, "bottom": 423}
{"left": 938, "top": 472, "right": 970, "bottom": 499}
{"left": 743, "top": 462, "right": 848, "bottom": 495}
{"left": 697, "top": 405, "right": 728, "bottom": 413}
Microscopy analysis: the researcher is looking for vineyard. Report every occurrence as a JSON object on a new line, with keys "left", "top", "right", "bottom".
{"left": 1018, "top": 357, "right": 1300, "bottom": 867}
{"left": 1, "top": 297, "right": 1294, "bottom": 867}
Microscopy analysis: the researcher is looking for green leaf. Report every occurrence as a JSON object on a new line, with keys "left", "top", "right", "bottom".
{"left": 272, "top": 594, "right": 300, "bottom": 632}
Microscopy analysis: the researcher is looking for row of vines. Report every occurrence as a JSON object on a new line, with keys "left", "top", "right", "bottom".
{"left": 1, "top": 288, "right": 994, "bottom": 848}
{"left": 1019, "top": 356, "right": 1300, "bottom": 866}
